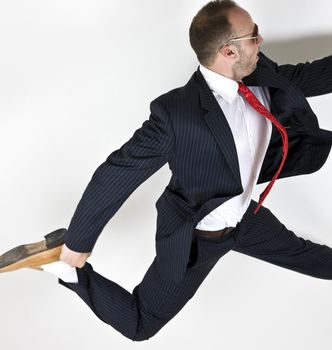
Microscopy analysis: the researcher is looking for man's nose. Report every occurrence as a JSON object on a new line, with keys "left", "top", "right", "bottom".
{"left": 257, "top": 34, "right": 264, "bottom": 45}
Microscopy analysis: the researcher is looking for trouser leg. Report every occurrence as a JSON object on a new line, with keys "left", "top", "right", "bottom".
{"left": 232, "top": 200, "right": 332, "bottom": 280}
{"left": 58, "top": 233, "right": 235, "bottom": 341}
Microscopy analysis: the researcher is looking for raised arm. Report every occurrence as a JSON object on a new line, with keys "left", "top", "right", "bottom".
{"left": 62, "top": 98, "right": 175, "bottom": 255}
{"left": 260, "top": 51, "right": 332, "bottom": 98}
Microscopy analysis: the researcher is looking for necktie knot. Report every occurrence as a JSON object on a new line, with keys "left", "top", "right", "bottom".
{"left": 237, "top": 81, "right": 246, "bottom": 92}
{"left": 237, "top": 82, "right": 253, "bottom": 102}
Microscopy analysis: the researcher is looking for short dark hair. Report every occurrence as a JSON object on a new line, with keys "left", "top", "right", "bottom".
{"left": 189, "top": 0, "right": 238, "bottom": 66}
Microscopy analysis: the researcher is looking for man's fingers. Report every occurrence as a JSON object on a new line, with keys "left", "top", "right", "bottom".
{"left": 59, "top": 244, "right": 92, "bottom": 268}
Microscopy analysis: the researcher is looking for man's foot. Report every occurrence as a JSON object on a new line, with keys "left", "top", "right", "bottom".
{"left": 0, "top": 228, "right": 67, "bottom": 273}
{"left": 29, "top": 266, "right": 43, "bottom": 271}
{"left": 41, "top": 260, "right": 79, "bottom": 283}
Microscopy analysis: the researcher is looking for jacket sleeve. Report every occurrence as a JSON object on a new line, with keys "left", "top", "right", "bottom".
{"left": 64, "top": 98, "right": 175, "bottom": 252}
{"left": 260, "top": 51, "right": 332, "bottom": 98}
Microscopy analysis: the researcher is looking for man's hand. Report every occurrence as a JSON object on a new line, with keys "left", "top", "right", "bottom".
{"left": 59, "top": 244, "right": 91, "bottom": 268}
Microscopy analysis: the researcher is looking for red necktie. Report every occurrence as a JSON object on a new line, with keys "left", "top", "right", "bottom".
{"left": 237, "top": 82, "right": 289, "bottom": 214}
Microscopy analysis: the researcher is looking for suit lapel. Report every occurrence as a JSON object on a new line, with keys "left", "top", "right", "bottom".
{"left": 243, "top": 65, "right": 291, "bottom": 90}
{"left": 196, "top": 67, "right": 242, "bottom": 182}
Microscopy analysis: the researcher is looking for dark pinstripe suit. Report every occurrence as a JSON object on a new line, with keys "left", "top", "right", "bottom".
{"left": 59, "top": 52, "right": 332, "bottom": 340}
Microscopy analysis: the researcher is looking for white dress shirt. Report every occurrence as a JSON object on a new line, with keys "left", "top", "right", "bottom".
{"left": 195, "top": 64, "right": 273, "bottom": 230}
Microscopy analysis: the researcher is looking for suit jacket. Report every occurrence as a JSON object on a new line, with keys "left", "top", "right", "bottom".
{"left": 64, "top": 52, "right": 332, "bottom": 283}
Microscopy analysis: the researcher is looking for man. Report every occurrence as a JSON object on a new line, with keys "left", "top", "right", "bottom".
{"left": 1, "top": 0, "right": 332, "bottom": 341}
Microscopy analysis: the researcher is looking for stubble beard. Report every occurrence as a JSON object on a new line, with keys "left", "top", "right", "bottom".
{"left": 233, "top": 47, "right": 257, "bottom": 81}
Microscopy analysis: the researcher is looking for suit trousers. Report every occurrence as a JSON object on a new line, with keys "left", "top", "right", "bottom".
{"left": 58, "top": 199, "right": 332, "bottom": 341}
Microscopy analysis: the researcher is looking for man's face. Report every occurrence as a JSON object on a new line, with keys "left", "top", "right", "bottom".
{"left": 227, "top": 7, "right": 263, "bottom": 79}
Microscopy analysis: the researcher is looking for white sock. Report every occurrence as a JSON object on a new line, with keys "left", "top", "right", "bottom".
{"left": 41, "top": 261, "right": 79, "bottom": 283}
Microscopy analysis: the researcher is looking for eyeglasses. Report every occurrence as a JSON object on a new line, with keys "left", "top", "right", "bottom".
{"left": 219, "top": 23, "right": 260, "bottom": 51}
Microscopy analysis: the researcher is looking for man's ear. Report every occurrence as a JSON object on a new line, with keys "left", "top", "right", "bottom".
{"left": 220, "top": 45, "right": 239, "bottom": 60}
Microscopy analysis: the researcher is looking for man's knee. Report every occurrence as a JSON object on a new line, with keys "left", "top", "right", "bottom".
{"left": 131, "top": 323, "right": 160, "bottom": 342}
{"left": 132, "top": 330, "right": 150, "bottom": 342}
{"left": 131, "top": 311, "right": 169, "bottom": 341}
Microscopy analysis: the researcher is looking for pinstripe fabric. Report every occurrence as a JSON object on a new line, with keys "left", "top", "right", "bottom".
{"left": 63, "top": 51, "right": 332, "bottom": 282}
{"left": 58, "top": 52, "right": 332, "bottom": 340}
{"left": 59, "top": 199, "right": 332, "bottom": 341}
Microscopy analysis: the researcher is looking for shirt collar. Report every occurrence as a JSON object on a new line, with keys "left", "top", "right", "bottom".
{"left": 199, "top": 64, "right": 239, "bottom": 104}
